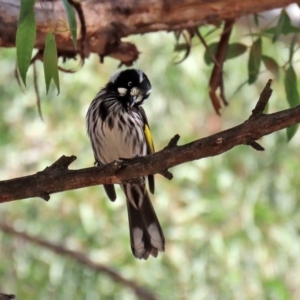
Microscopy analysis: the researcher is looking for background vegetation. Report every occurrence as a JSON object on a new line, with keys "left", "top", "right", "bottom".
{"left": 1, "top": 23, "right": 300, "bottom": 299}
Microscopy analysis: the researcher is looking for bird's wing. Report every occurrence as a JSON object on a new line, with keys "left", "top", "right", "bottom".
{"left": 139, "top": 107, "right": 155, "bottom": 194}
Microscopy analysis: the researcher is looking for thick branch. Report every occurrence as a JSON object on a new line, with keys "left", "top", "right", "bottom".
{"left": 1, "top": 81, "right": 299, "bottom": 203}
{"left": 0, "top": 222, "right": 157, "bottom": 300}
{"left": 0, "top": 0, "right": 295, "bottom": 64}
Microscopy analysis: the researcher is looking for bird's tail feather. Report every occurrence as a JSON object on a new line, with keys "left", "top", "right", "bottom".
{"left": 122, "top": 183, "right": 165, "bottom": 259}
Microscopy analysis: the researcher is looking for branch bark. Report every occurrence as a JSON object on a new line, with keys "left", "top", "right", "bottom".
{"left": 1, "top": 80, "right": 300, "bottom": 203}
{"left": 0, "top": 0, "right": 295, "bottom": 65}
{"left": 0, "top": 222, "right": 157, "bottom": 300}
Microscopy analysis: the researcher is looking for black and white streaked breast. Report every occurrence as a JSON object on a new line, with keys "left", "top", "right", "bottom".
{"left": 87, "top": 69, "right": 151, "bottom": 165}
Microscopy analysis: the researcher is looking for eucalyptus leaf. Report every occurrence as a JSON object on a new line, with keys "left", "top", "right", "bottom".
{"left": 262, "top": 55, "right": 279, "bottom": 77}
{"left": 43, "top": 32, "right": 60, "bottom": 94}
{"left": 248, "top": 38, "right": 262, "bottom": 84}
{"left": 16, "top": 10, "right": 36, "bottom": 85}
{"left": 284, "top": 65, "right": 299, "bottom": 108}
{"left": 287, "top": 124, "right": 298, "bottom": 141}
{"left": 204, "top": 42, "right": 247, "bottom": 65}
{"left": 61, "top": 0, "right": 77, "bottom": 48}
{"left": 18, "top": 0, "right": 36, "bottom": 24}
{"left": 284, "top": 65, "right": 299, "bottom": 141}
{"left": 263, "top": 10, "right": 300, "bottom": 42}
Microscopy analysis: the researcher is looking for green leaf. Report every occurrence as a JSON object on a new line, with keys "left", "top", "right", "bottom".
{"left": 284, "top": 65, "right": 299, "bottom": 107}
{"left": 204, "top": 42, "right": 247, "bottom": 65}
{"left": 272, "top": 9, "right": 287, "bottom": 42}
{"left": 61, "top": 0, "right": 77, "bottom": 49}
{"left": 174, "top": 43, "right": 189, "bottom": 52}
{"left": 262, "top": 55, "right": 279, "bottom": 77}
{"left": 18, "top": 0, "right": 36, "bottom": 24}
{"left": 264, "top": 10, "right": 300, "bottom": 42}
{"left": 284, "top": 65, "right": 299, "bottom": 141}
{"left": 16, "top": 10, "right": 36, "bottom": 85}
{"left": 227, "top": 43, "right": 248, "bottom": 60}
{"left": 287, "top": 124, "right": 298, "bottom": 141}
{"left": 248, "top": 38, "right": 262, "bottom": 84}
{"left": 253, "top": 14, "right": 259, "bottom": 26}
{"left": 289, "top": 34, "right": 297, "bottom": 63}
{"left": 43, "top": 32, "right": 60, "bottom": 94}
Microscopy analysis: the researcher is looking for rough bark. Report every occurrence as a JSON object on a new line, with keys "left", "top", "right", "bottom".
{"left": 0, "top": 0, "right": 295, "bottom": 65}
{"left": 1, "top": 80, "right": 299, "bottom": 203}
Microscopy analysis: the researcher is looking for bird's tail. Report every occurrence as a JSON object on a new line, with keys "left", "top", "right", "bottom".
{"left": 121, "top": 183, "right": 165, "bottom": 259}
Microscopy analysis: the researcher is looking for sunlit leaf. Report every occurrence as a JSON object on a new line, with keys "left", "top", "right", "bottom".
{"left": 43, "top": 32, "right": 60, "bottom": 94}
{"left": 262, "top": 55, "right": 279, "bottom": 77}
{"left": 204, "top": 42, "right": 247, "bottom": 65}
{"left": 61, "top": 0, "right": 77, "bottom": 48}
{"left": 248, "top": 38, "right": 262, "bottom": 84}
{"left": 16, "top": 10, "right": 36, "bottom": 85}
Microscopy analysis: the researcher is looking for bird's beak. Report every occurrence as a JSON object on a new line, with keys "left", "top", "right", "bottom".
{"left": 129, "top": 96, "right": 137, "bottom": 108}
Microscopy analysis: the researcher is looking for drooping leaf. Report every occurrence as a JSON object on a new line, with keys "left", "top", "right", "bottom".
{"left": 289, "top": 34, "right": 297, "bottom": 64}
{"left": 43, "top": 32, "right": 60, "bottom": 94}
{"left": 263, "top": 10, "right": 300, "bottom": 42}
{"left": 18, "top": 0, "right": 36, "bottom": 24}
{"left": 284, "top": 65, "right": 299, "bottom": 141}
{"left": 287, "top": 124, "right": 298, "bottom": 141}
{"left": 16, "top": 10, "right": 36, "bottom": 85}
{"left": 272, "top": 9, "right": 287, "bottom": 42}
{"left": 61, "top": 0, "right": 77, "bottom": 48}
{"left": 248, "top": 37, "right": 262, "bottom": 84}
{"left": 204, "top": 42, "right": 247, "bottom": 65}
{"left": 262, "top": 55, "right": 279, "bottom": 77}
{"left": 284, "top": 65, "right": 299, "bottom": 107}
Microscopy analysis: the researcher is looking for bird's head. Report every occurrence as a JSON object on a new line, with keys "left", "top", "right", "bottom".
{"left": 107, "top": 69, "right": 152, "bottom": 110}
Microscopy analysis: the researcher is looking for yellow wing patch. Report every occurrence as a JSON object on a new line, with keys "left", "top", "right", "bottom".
{"left": 144, "top": 124, "right": 155, "bottom": 154}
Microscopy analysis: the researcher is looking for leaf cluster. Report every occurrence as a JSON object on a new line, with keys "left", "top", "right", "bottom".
{"left": 16, "top": 0, "right": 77, "bottom": 94}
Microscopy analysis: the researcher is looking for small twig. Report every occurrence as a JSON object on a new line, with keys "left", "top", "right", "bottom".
{"left": 159, "top": 169, "right": 173, "bottom": 180}
{"left": 247, "top": 141, "right": 265, "bottom": 151}
{"left": 251, "top": 79, "right": 273, "bottom": 116}
{"left": 209, "top": 19, "right": 235, "bottom": 114}
{"left": 45, "top": 155, "right": 77, "bottom": 171}
{"left": 164, "top": 134, "right": 180, "bottom": 149}
{"left": 195, "top": 28, "right": 220, "bottom": 67}
{"left": 0, "top": 222, "right": 157, "bottom": 300}
{"left": 33, "top": 61, "right": 43, "bottom": 121}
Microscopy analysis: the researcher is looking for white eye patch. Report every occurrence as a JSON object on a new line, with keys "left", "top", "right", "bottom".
{"left": 118, "top": 87, "right": 127, "bottom": 96}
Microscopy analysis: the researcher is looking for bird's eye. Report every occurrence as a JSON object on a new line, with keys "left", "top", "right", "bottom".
{"left": 128, "top": 82, "right": 132, "bottom": 87}
{"left": 118, "top": 87, "right": 127, "bottom": 96}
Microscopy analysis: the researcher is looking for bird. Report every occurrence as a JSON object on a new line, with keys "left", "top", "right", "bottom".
{"left": 86, "top": 69, "right": 165, "bottom": 259}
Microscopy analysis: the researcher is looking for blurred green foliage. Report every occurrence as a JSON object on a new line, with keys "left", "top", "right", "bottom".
{"left": 1, "top": 27, "right": 300, "bottom": 300}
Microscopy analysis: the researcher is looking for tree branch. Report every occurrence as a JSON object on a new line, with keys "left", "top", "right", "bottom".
{"left": 1, "top": 80, "right": 300, "bottom": 203}
{"left": 0, "top": 0, "right": 295, "bottom": 65}
{"left": 0, "top": 222, "right": 157, "bottom": 300}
